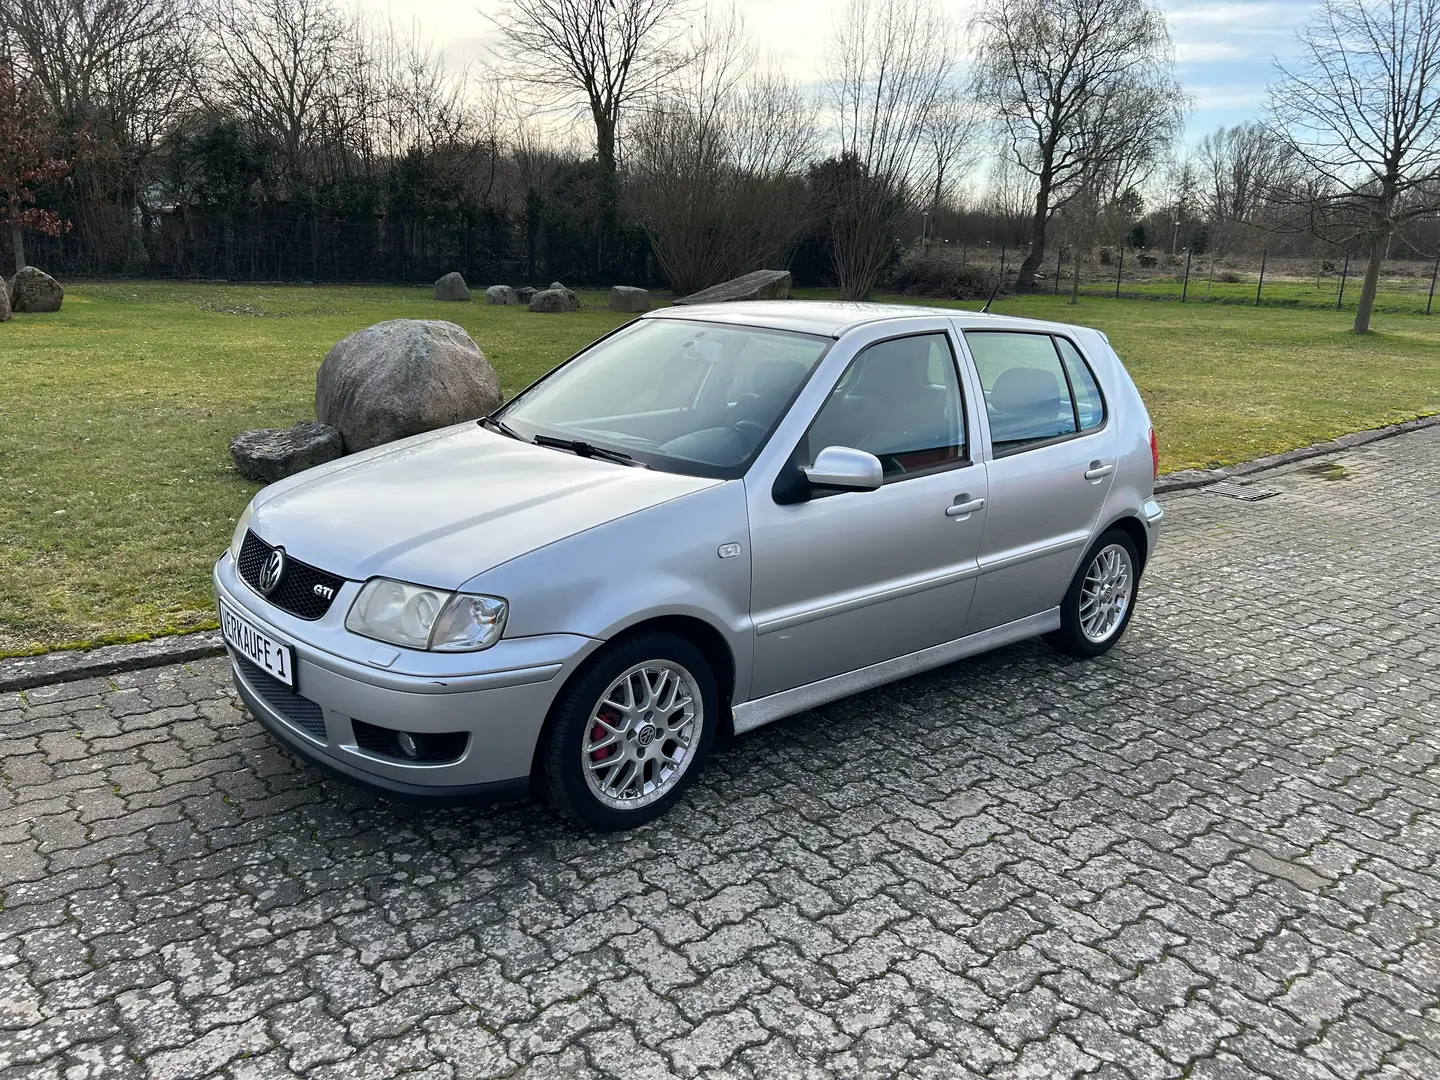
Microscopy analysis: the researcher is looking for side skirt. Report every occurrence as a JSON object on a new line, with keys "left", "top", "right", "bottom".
{"left": 731, "top": 608, "right": 1060, "bottom": 735}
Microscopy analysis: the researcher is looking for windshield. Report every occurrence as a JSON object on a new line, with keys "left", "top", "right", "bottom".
{"left": 496, "top": 318, "right": 832, "bottom": 478}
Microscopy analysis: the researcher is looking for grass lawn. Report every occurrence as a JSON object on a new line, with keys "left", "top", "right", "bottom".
{"left": 2, "top": 280, "right": 1438, "bottom": 656}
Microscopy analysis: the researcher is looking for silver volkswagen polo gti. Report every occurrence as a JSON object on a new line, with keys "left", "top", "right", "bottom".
{"left": 214, "top": 301, "right": 1164, "bottom": 829}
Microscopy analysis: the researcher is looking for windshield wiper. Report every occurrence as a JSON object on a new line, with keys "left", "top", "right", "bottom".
{"left": 479, "top": 415, "right": 526, "bottom": 441}
{"left": 531, "top": 433, "right": 648, "bottom": 468}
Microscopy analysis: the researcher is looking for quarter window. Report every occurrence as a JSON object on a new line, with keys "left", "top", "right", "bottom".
{"left": 804, "top": 333, "right": 966, "bottom": 479}
{"left": 964, "top": 332, "right": 1105, "bottom": 453}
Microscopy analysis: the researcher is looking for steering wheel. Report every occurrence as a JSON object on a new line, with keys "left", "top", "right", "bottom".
{"left": 733, "top": 419, "right": 768, "bottom": 448}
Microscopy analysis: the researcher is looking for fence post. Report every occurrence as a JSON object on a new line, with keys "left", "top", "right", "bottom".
{"left": 1337, "top": 254, "right": 1349, "bottom": 310}
{"left": 1115, "top": 248, "right": 1124, "bottom": 298}
{"left": 1428, "top": 257, "right": 1439, "bottom": 315}
{"left": 1181, "top": 250, "right": 1192, "bottom": 302}
{"left": 1255, "top": 250, "right": 1267, "bottom": 307}
{"left": 1054, "top": 246, "right": 1063, "bottom": 294}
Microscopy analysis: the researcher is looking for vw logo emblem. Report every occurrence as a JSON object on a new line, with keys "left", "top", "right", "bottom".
{"left": 636, "top": 725, "right": 656, "bottom": 748}
{"left": 257, "top": 547, "right": 286, "bottom": 595}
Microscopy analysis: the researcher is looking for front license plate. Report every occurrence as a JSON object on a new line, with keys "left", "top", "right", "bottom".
{"left": 219, "top": 599, "right": 296, "bottom": 688}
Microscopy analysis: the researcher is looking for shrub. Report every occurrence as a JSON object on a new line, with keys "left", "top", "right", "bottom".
{"left": 886, "top": 248, "right": 997, "bottom": 300}
{"left": 1217, "top": 270, "right": 1242, "bottom": 283}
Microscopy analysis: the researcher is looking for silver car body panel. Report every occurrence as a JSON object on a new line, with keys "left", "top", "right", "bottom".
{"left": 215, "top": 301, "right": 1161, "bottom": 799}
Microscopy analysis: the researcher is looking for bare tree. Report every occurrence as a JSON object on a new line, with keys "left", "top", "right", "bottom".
{"left": 1268, "top": 0, "right": 1440, "bottom": 333}
{"left": 488, "top": 0, "right": 693, "bottom": 243}
{"left": 627, "top": 4, "right": 816, "bottom": 293}
{"left": 921, "top": 87, "right": 984, "bottom": 227}
{"left": 1194, "top": 122, "right": 1295, "bottom": 253}
{"left": 972, "top": 0, "right": 1185, "bottom": 291}
{"left": 823, "top": 0, "right": 953, "bottom": 299}
{"left": 204, "top": 0, "right": 353, "bottom": 193}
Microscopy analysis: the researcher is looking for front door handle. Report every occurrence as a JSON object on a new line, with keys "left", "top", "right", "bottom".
{"left": 1084, "top": 461, "right": 1115, "bottom": 480}
{"left": 946, "top": 496, "right": 986, "bottom": 518}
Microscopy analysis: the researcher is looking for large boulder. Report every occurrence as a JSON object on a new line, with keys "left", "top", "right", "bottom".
{"left": 8, "top": 266, "right": 64, "bottom": 313}
{"left": 433, "top": 272, "right": 471, "bottom": 302}
{"left": 515, "top": 286, "right": 536, "bottom": 305}
{"left": 610, "top": 285, "right": 650, "bottom": 313}
{"left": 529, "top": 287, "right": 578, "bottom": 313}
{"left": 485, "top": 284, "right": 520, "bottom": 305}
{"left": 673, "top": 269, "right": 791, "bottom": 306}
{"left": 230, "top": 421, "right": 344, "bottom": 484}
{"left": 0, "top": 276, "right": 10, "bottom": 322}
{"left": 315, "top": 319, "right": 502, "bottom": 453}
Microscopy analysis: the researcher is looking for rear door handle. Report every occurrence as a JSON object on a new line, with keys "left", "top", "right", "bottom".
{"left": 946, "top": 496, "right": 986, "bottom": 518}
{"left": 1085, "top": 462, "right": 1114, "bottom": 480}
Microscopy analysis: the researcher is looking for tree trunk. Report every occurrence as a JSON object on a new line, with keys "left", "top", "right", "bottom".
{"left": 9, "top": 195, "right": 24, "bottom": 272}
{"left": 1015, "top": 176, "right": 1050, "bottom": 292}
{"left": 1352, "top": 233, "right": 1386, "bottom": 334}
{"left": 594, "top": 111, "right": 619, "bottom": 273}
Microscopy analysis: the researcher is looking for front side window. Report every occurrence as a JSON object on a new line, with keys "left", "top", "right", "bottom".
{"left": 965, "top": 331, "right": 1104, "bottom": 453}
{"left": 498, "top": 319, "right": 831, "bottom": 478}
{"left": 803, "top": 333, "right": 966, "bottom": 479}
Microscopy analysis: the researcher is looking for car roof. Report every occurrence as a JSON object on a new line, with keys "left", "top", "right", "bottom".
{"left": 642, "top": 300, "right": 1088, "bottom": 340}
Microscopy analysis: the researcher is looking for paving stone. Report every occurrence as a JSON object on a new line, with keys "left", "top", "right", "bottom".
{"left": 3, "top": 428, "right": 1440, "bottom": 1077}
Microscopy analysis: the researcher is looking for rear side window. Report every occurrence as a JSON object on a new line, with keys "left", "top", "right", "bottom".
{"left": 1055, "top": 337, "right": 1105, "bottom": 430}
{"left": 964, "top": 332, "right": 1106, "bottom": 453}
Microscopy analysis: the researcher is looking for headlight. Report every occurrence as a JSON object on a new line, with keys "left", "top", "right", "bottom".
{"left": 345, "top": 578, "right": 508, "bottom": 652}
{"left": 230, "top": 501, "right": 254, "bottom": 561}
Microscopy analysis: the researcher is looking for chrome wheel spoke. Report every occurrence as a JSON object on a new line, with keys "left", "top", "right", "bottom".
{"left": 583, "top": 660, "right": 703, "bottom": 811}
{"left": 1077, "top": 544, "right": 1134, "bottom": 644}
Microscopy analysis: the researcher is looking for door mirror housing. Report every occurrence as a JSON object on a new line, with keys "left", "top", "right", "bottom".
{"left": 802, "top": 446, "right": 884, "bottom": 492}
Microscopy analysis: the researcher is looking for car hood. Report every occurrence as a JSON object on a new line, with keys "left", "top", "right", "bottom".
{"left": 247, "top": 423, "right": 721, "bottom": 589}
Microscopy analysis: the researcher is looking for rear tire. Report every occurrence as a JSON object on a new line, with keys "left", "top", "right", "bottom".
{"left": 540, "top": 632, "right": 717, "bottom": 830}
{"left": 1043, "top": 529, "right": 1140, "bottom": 658}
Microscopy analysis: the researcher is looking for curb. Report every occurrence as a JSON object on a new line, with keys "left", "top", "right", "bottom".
{"left": 0, "top": 632, "right": 225, "bottom": 693}
{"left": 1153, "top": 414, "right": 1440, "bottom": 494}
{"left": 5, "top": 413, "right": 1439, "bottom": 693}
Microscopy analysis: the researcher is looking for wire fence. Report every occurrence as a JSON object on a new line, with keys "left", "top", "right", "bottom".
{"left": 935, "top": 244, "right": 1440, "bottom": 315}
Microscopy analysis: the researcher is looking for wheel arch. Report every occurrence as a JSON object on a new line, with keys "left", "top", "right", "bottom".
{"left": 527, "top": 614, "right": 739, "bottom": 788}
{"left": 1099, "top": 513, "right": 1150, "bottom": 576}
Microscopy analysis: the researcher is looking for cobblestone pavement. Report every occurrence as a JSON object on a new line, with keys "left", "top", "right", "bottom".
{"left": 4, "top": 430, "right": 1440, "bottom": 1080}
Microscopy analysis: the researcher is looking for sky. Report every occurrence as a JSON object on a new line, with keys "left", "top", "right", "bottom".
{"left": 352, "top": 0, "right": 1320, "bottom": 148}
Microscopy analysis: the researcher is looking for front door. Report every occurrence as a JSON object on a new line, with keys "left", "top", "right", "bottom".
{"left": 958, "top": 329, "right": 1119, "bottom": 634}
{"left": 746, "top": 329, "right": 988, "bottom": 699}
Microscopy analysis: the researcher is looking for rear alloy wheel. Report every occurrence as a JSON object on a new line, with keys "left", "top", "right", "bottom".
{"left": 1044, "top": 529, "right": 1140, "bottom": 658}
{"left": 541, "top": 633, "right": 717, "bottom": 830}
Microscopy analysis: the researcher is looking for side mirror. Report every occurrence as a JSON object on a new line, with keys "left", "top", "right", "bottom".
{"left": 802, "top": 446, "right": 884, "bottom": 492}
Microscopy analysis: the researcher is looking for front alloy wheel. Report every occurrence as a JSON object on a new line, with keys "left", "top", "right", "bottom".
{"left": 541, "top": 632, "right": 717, "bottom": 829}
{"left": 1044, "top": 529, "right": 1140, "bottom": 657}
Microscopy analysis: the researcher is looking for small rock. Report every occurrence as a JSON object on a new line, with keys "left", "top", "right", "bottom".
{"left": 230, "top": 421, "right": 344, "bottom": 484}
{"left": 8, "top": 266, "right": 64, "bottom": 313}
{"left": 485, "top": 285, "right": 520, "bottom": 305}
{"left": 515, "top": 287, "right": 536, "bottom": 304}
{"left": 0, "top": 275, "right": 10, "bottom": 322}
{"left": 672, "top": 269, "right": 791, "bottom": 306}
{"left": 433, "top": 272, "right": 471, "bottom": 302}
{"left": 315, "top": 319, "right": 501, "bottom": 452}
{"left": 610, "top": 286, "right": 649, "bottom": 313}
{"left": 529, "top": 288, "right": 579, "bottom": 313}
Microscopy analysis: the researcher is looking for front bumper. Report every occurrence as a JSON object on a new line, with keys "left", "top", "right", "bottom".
{"left": 214, "top": 554, "right": 598, "bottom": 804}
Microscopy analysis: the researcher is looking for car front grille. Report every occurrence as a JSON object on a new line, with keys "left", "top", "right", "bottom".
{"left": 234, "top": 655, "right": 328, "bottom": 742}
{"left": 237, "top": 530, "right": 346, "bottom": 620}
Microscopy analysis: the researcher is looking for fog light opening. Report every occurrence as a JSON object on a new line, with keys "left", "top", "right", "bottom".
{"left": 396, "top": 731, "right": 420, "bottom": 759}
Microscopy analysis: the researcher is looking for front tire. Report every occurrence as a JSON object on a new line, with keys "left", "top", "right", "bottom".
{"left": 540, "top": 632, "right": 717, "bottom": 830}
{"left": 1044, "top": 529, "right": 1140, "bottom": 658}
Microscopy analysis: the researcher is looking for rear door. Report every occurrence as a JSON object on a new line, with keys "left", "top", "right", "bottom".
{"left": 956, "top": 329, "right": 1118, "bottom": 634}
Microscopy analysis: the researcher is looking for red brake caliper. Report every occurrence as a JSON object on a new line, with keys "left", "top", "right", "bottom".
{"left": 591, "top": 712, "right": 619, "bottom": 760}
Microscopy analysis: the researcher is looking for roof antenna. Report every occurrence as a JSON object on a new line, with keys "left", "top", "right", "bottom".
{"left": 980, "top": 262, "right": 1004, "bottom": 314}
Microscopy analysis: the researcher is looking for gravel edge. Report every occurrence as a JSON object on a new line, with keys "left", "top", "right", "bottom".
{"left": 5, "top": 412, "right": 1438, "bottom": 692}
